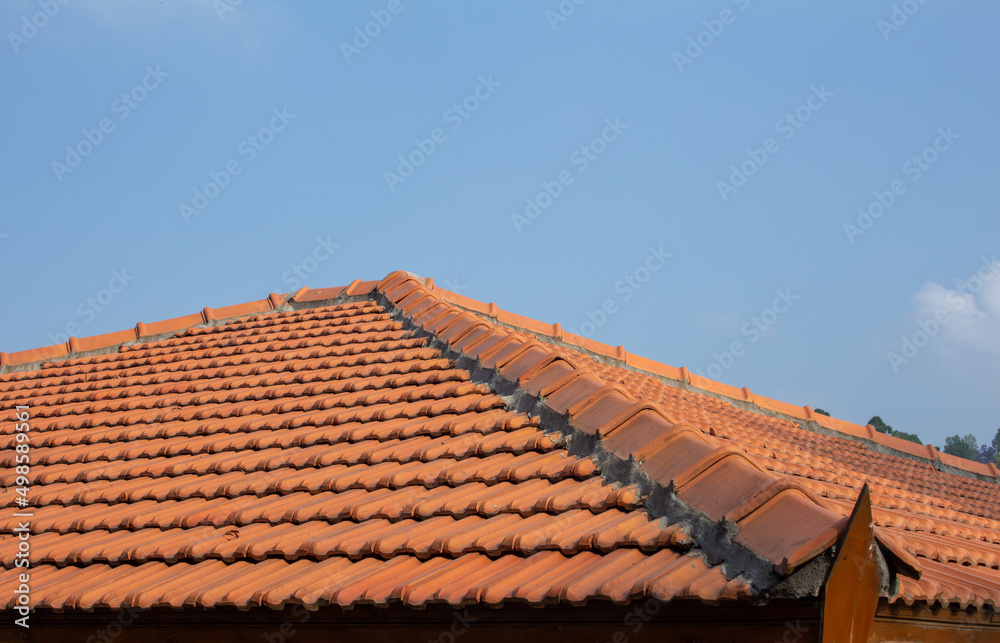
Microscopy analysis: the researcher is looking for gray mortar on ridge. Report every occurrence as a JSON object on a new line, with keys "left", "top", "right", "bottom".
{"left": 375, "top": 291, "right": 840, "bottom": 601}
{"left": 429, "top": 297, "right": 1000, "bottom": 488}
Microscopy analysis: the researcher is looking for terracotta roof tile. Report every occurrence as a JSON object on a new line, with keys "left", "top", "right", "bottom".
{"left": 1, "top": 270, "right": 996, "bottom": 616}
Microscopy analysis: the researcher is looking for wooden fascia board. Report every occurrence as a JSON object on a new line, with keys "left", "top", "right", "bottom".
{"left": 821, "top": 484, "right": 880, "bottom": 643}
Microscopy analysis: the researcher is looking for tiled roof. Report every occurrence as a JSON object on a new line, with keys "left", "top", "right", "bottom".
{"left": 1, "top": 271, "right": 998, "bottom": 615}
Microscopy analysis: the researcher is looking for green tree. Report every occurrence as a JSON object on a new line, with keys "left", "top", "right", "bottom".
{"left": 890, "top": 430, "right": 923, "bottom": 445}
{"left": 814, "top": 408, "right": 830, "bottom": 417}
{"left": 943, "top": 433, "right": 979, "bottom": 461}
{"left": 867, "top": 415, "right": 922, "bottom": 445}
{"left": 868, "top": 415, "right": 892, "bottom": 434}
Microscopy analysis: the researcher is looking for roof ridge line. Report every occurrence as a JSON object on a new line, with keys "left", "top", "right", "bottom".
{"left": 373, "top": 271, "right": 855, "bottom": 599}
{"left": 394, "top": 274, "right": 999, "bottom": 484}
{"left": 0, "top": 293, "right": 296, "bottom": 375}
{"left": 0, "top": 281, "right": 384, "bottom": 376}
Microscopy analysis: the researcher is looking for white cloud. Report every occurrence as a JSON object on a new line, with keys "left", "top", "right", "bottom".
{"left": 69, "top": 0, "right": 284, "bottom": 51}
{"left": 909, "top": 256, "right": 1000, "bottom": 358}
{"left": 696, "top": 308, "right": 741, "bottom": 334}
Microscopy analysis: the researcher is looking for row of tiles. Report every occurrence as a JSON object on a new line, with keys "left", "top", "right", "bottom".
{"left": 10, "top": 358, "right": 468, "bottom": 415}
{"left": 11, "top": 357, "right": 470, "bottom": 425}
{"left": 760, "top": 441, "right": 998, "bottom": 520}
{"left": 3, "top": 426, "right": 557, "bottom": 472}
{"left": 2, "top": 449, "right": 599, "bottom": 510}
{"left": 1, "top": 509, "right": 676, "bottom": 567}
{"left": 0, "top": 479, "right": 642, "bottom": 534}
{"left": 801, "top": 482, "right": 1000, "bottom": 547}
{"left": 0, "top": 549, "right": 747, "bottom": 610}
{"left": 876, "top": 525, "right": 1000, "bottom": 570}
{"left": 772, "top": 461, "right": 1000, "bottom": 535}
{"left": 3, "top": 407, "right": 529, "bottom": 454}
{"left": 13, "top": 360, "right": 472, "bottom": 424}
{"left": 3, "top": 437, "right": 563, "bottom": 487}
{"left": 2, "top": 341, "right": 441, "bottom": 401}
{"left": 895, "top": 557, "right": 1000, "bottom": 609}
{"left": 121, "top": 302, "right": 392, "bottom": 356}
{"left": 2, "top": 392, "right": 511, "bottom": 445}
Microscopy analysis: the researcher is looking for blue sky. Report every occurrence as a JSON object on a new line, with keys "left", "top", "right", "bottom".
{"left": 2, "top": 1, "right": 998, "bottom": 450}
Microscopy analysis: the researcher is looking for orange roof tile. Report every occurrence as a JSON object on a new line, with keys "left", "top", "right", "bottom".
{"left": 1, "top": 271, "right": 997, "bottom": 616}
